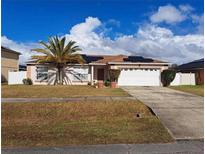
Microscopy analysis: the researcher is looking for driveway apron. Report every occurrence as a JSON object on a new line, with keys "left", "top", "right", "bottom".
{"left": 122, "top": 86, "right": 204, "bottom": 140}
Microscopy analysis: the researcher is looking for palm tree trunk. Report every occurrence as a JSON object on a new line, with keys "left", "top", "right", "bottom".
{"left": 57, "top": 66, "right": 63, "bottom": 85}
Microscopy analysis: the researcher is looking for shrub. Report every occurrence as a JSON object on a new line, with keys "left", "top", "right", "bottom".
{"left": 22, "top": 78, "right": 33, "bottom": 85}
{"left": 161, "top": 69, "right": 176, "bottom": 87}
{"left": 104, "top": 79, "right": 110, "bottom": 87}
{"left": 109, "top": 69, "right": 121, "bottom": 82}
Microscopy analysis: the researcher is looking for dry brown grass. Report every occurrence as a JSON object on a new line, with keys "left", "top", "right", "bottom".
{"left": 2, "top": 100, "right": 173, "bottom": 148}
{"left": 2, "top": 85, "right": 129, "bottom": 98}
{"left": 169, "top": 85, "right": 204, "bottom": 96}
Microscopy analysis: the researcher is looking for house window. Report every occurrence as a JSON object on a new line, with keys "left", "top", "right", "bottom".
{"left": 71, "top": 67, "right": 89, "bottom": 82}
{"left": 73, "top": 73, "right": 88, "bottom": 81}
{"left": 36, "top": 66, "right": 48, "bottom": 81}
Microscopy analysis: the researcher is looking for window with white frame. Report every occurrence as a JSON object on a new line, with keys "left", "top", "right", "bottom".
{"left": 73, "top": 73, "right": 88, "bottom": 81}
{"left": 72, "top": 67, "right": 88, "bottom": 82}
{"left": 36, "top": 66, "right": 48, "bottom": 81}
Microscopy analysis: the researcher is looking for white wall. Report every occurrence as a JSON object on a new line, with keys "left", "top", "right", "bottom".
{"left": 8, "top": 71, "right": 27, "bottom": 85}
{"left": 170, "top": 73, "right": 181, "bottom": 86}
{"left": 171, "top": 73, "right": 196, "bottom": 86}
{"left": 118, "top": 68, "right": 161, "bottom": 86}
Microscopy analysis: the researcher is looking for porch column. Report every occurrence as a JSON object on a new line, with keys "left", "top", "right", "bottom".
{"left": 91, "top": 65, "right": 94, "bottom": 85}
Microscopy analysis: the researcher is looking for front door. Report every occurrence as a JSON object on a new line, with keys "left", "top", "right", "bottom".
{"left": 97, "top": 69, "right": 104, "bottom": 80}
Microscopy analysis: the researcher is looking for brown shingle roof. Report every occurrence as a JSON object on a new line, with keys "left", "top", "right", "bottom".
{"left": 1, "top": 46, "right": 21, "bottom": 55}
{"left": 88, "top": 55, "right": 167, "bottom": 64}
{"left": 26, "top": 54, "right": 168, "bottom": 64}
{"left": 93, "top": 55, "right": 127, "bottom": 63}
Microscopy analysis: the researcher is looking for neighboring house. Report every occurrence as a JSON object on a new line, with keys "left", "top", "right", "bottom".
{"left": 1, "top": 46, "right": 21, "bottom": 82}
{"left": 27, "top": 55, "right": 169, "bottom": 86}
{"left": 177, "top": 59, "right": 204, "bottom": 85}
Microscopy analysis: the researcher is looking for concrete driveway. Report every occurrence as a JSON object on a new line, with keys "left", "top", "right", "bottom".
{"left": 122, "top": 86, "right": 204, "bottom": 140}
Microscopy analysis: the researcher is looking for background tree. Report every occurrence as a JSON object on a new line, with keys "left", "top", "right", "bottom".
{"left": 161, "top": 69, "right": 176, "bottom": 87}
{"left": 32, "top": 36, "right": 84, "bottom": 85}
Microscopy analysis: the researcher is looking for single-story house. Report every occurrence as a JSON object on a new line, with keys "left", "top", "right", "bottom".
{"left": 1, "top": 46, "right": 21, "bottom": 82}
{"left": 177, "top": 59, "right": 204, "bottom": 85}
{"left": 26, "top": 55, "right": 170, "bottom": 86}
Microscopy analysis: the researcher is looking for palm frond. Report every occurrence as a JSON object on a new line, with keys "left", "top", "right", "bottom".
{"left": 31, "top": 55, "right": 47, "bottom": 60}
{"left": 48, "top": 37, "right": 57, "bottom": 54}
{"left": 31, "top": 36, "right": 84, "bottom": 65}
{"left": 60, "top": 37, "right": 66, "bottom": 53}
{"left": 36, "top": 59, "right": 50, "bottom": 64}
{"left": 31, "top": 48, "right": 53, "bottom": 56}
{"left": 53, "top": 36, "right": 61, "bottom": 57}
{"left": 63, "top": 41, "right": 76, "bottom": 55}
{"left": 70, "top": 45, "right": 82, "bottom": 53}
{"left": 39, "top": 41, "right": 50, "bottom": 50}
{"left": 64, "top": 54, "right": 85, "bottom": 64}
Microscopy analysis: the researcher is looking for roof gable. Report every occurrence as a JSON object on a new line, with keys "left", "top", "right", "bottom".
{"left": 1, "top": 46, "right": 21, "bottom": 55}
{"left": 177, "top": 58, "right": 204, "bottom": 70}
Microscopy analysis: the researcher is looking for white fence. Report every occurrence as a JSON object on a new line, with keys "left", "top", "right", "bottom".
{"left": 170, "top": 73, "right": 196, "bottom": 86}
{"left": 8, "top": 71, "right": 27, "bottom": 85}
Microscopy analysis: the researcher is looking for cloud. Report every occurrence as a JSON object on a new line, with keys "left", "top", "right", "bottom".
{"left": 115, "top": 25, "right": 203, "bottom": 64}
{"left": 150, "top": 4, "right": 186, "bottom": 24}
{"left": 179, "top": 4, "right": 194, "bottom": 13}
{"left": 106, "top": 19, "right": 121, "bottom": 27}
{"left": 65, "top": 17, "right": 203, "bottom": 64}
{"left": 2, "top": 16, "right": 204, "bottom": 65}
{"left": 1, "top": 36, "right": 40, "bottom": 64}
{"left": 70, "top": 17, "right": 101, "bottom": 35}
{"left": 65, "top": 17, "right": 126, "bottom": 55}
{"left": 191, "top": 14, "right": 204, "bottom": 34}
{"left": 150, "top": 4, "right": 203, "bottom": 34}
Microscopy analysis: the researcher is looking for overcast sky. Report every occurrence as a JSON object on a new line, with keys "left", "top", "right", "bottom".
{"left": 1, "top": 0, "right": 204, "bottom": 64}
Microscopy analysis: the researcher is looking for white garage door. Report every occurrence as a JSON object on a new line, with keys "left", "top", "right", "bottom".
{"left": 118, "top": 68, "right": 161, "bottom": 86}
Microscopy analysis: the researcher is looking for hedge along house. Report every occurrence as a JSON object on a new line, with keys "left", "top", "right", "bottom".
{"left": 26, "top": 54, "right": 170, "bottom": 86}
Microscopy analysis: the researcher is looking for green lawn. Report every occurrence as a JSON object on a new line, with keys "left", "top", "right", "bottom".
{"left": 2, "top": 100, "right": 173, "bottom": 148}
{"left": 169, "top": 85, "right": 204, "bottom": 96}
{"left": 2, "top": 85, "right": 129, "bottom": 98}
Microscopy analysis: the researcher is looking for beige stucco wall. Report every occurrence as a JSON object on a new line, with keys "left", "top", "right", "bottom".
{"left": 1, "top": 57, "right": 19, "bottom": 82}
{"left": 2, "top": 50, "right": 19, "bottom": 60}
{"left": 27, "top": 66, "right": 32, "bottom": 79}
{"left": 27, "top": 65, "right": 53, "bottom": 85}
{"left": 26, "top": 63, "right": 169, "bottom": 85}
{"left": 27, "top": 64, "right": 90, "bottom": 85}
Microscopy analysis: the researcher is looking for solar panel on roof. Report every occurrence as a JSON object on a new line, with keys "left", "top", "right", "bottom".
{"left": 123, "top": 56, "right": 154, "bottom": 62}
{"left": 81, "top": 55, "right": 103, "bottom": 63}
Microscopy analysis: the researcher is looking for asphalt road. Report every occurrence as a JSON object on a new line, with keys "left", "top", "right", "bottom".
{"left": 2, "top": 140, "right": 203, "bottom": 154}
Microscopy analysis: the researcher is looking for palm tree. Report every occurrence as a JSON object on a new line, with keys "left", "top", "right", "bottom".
{"left": 31, "top": 36, "right": 84, "bottom": 85}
